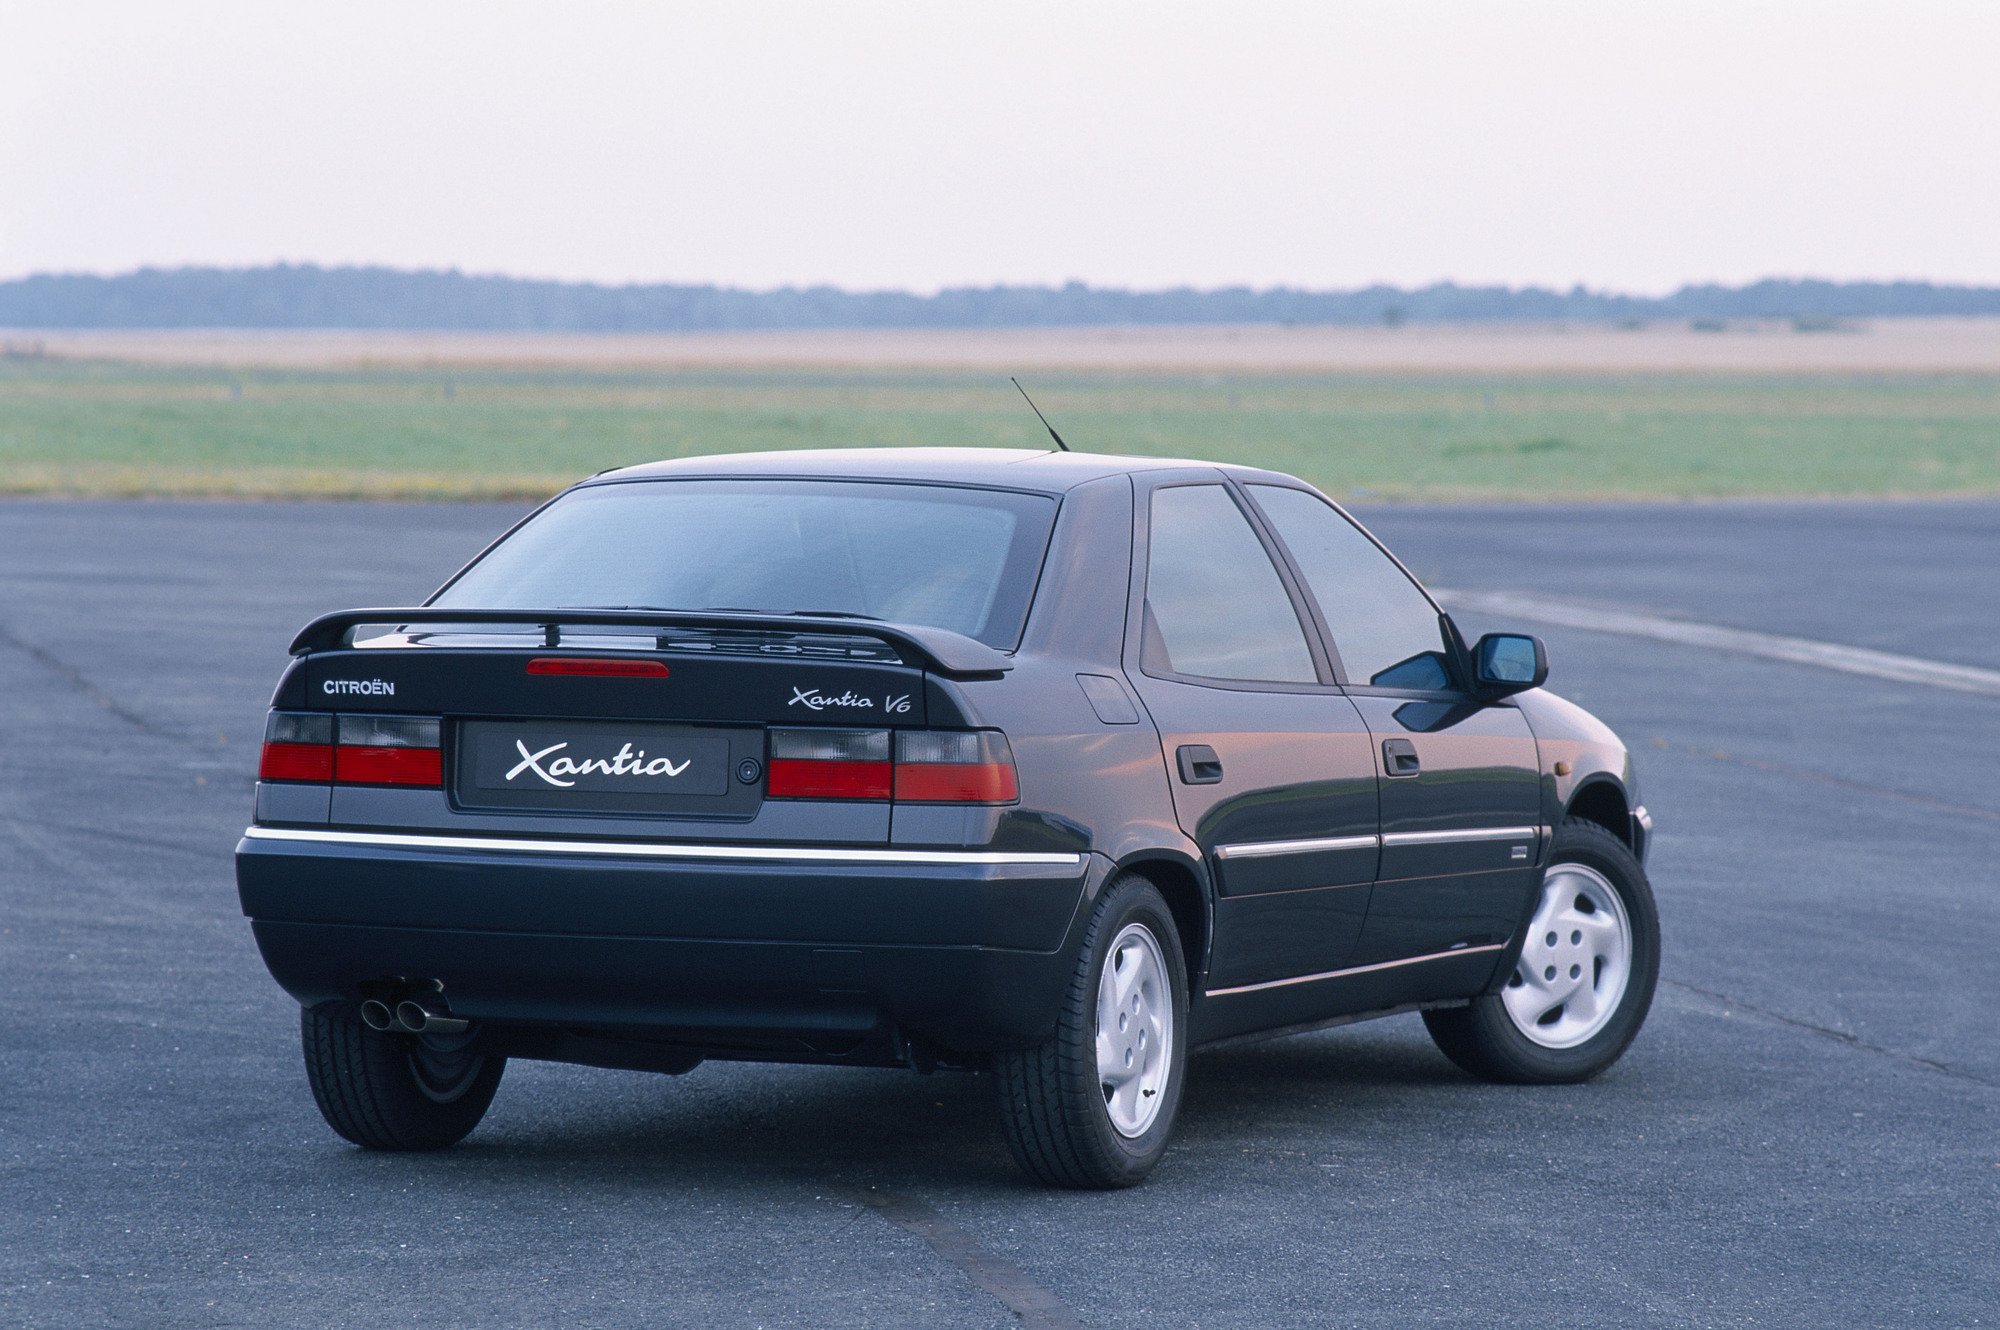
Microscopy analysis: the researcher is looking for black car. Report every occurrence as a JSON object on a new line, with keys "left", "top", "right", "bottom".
{"left": 237, "top": 448, "right": 1659, "bottom": 1188}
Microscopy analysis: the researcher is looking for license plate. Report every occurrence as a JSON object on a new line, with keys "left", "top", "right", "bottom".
{"left": 457, "top": 720, "right": 735, "bottom": 811}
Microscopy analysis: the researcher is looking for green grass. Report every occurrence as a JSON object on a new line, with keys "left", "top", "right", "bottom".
{"left": 4, "top": 357, "right": 1998, "bottom": 501}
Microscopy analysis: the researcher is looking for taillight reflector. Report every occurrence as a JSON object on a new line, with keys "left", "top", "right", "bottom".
{"left": 259, "top": 742, "right": 334, "bottom": 782}
{"left": 335, "top": 745, "right": 443, "bottom": 787}
{"left": 894, "top": 762, "right": 1019, "bottom": 803}
{"left": 526, "top": 658, "right": 670, "bottom": 678}
{"left": 767, "top": 758, "right": 894, "bottom": 800}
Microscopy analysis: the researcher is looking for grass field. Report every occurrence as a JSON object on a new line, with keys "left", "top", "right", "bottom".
{"left": 5, "top": 344, "right": 1999, "bottom": 501}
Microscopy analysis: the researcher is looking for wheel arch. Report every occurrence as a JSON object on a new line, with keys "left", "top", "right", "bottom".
{"left": 1563, "top": 777, "right": 1634, "bottom": 850}
{"left": 1111, "top": 849, "right": 1213, "bottom": 991}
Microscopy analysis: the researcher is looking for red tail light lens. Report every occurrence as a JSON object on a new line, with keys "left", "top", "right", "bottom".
{"left": 894, "top": 731, "right": 1019, "bottom": 803}
{"left": 526, "top": 658, "right": 670, "bottom": 678}
{"left": 335, "top": 746, "right": 444, "bottom": 786}
{"left": 260, "top": 712, "right": 443, "bottom": 786}
{"left": 335, "top": 715, "right": 443, "bottom": 787}
{"left": 767, "top": 728, "right": 893, "bottom": 800}
{"left": 764, "top": 729, "right": 1017, "bottom": 803}
{"left": 259, "top": 712, "right": 334, "bottom": 782}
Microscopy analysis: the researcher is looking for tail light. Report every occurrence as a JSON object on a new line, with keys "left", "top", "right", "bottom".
{"left": 259, "top": 712, "right": 334, "bottom": 781}
{"left": 258, "top": 711, "right": 440, "bottom": 787}
{"left": 766, "top": 728, "right": 1017, "bottom": 804}
{"left": 336, "top": 715, "right": 442, "bottom": 786}
{"left": 768, "top": 728, "right": 893, "bottom": 799}
{"left": 893, "top": 730, "right": 1019, "bottom": 802}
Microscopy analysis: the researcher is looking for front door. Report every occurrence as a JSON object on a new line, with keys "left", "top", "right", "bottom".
{"left": 1124, "top": 478, "right": 1382, "bottom": 994}
{"left": 1241, "top": 483, "right": 1543, "bottom": 971}
{"left": 1341, "top": 695, "right": 1541, "bottom": 963}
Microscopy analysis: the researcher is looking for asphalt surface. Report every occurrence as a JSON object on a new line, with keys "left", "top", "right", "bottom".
{"left": 3, "top": 496, "right": 1996, "bottom": 1329}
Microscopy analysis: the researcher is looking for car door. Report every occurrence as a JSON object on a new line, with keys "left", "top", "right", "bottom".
{"left": 1242, "top": 483, "right": 1543, "bottom": 970}
{"left": 1123, "top": 475, "right": 1382, "bottom": 994}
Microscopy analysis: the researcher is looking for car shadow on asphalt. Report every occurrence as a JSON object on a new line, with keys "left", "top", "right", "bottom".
{"left": 314, "top": 1023, "right": 1480, "bottom": 1192}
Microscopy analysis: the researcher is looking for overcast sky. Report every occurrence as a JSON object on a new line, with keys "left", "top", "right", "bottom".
{"left": 2, "top": 1, "right": 1995, "bottom": 293}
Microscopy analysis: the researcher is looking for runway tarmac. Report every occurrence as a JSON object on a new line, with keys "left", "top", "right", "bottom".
{"left": 3, "top": 495, "right": 1995, "bottom": 1328}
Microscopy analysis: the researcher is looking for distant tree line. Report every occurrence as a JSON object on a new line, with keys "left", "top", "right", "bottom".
{"left": 2, "top": 264, "right": 1997, "bottom": 330}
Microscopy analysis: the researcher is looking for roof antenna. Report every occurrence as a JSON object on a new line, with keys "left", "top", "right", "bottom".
{"left": 1011, "top": 377, "right": 1071, "bottom": 452}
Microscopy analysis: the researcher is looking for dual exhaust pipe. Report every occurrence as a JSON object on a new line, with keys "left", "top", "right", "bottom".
{"left": 359, "top": 997, "right": 469, "bottom": 1036}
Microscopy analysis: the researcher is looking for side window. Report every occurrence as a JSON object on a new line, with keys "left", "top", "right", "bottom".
{"left": 1143, "top": 485, "right": 1317, "bottom": 684}
{"left": 1248, "top": 485, "right": 1456, "bottom": 690}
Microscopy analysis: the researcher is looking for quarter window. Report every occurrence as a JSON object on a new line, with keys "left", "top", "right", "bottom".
{"left": 1143, "top": 486, "right": 1317, "bottom": 684}
{"left": 1249, "top": 485, "right": 1455, "bottom": 690}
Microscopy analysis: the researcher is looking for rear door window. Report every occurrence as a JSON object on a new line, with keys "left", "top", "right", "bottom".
{"left": 1247, "top": 485, "right": 1456, "bottom": 690}
{"left": 1142, "top": 485, "right": 1317, "bottom": 684}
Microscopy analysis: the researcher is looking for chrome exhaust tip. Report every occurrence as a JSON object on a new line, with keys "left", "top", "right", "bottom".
{"left": 395, "top": 1000, "right": 469, "bottom": 1036}
{"left": 358, "top": 999, "right": 396, "bottom": 1032}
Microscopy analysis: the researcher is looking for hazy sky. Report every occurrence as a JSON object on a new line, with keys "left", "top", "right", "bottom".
{"left": 3, "top": 1, "right": 1995, "bottom": 293}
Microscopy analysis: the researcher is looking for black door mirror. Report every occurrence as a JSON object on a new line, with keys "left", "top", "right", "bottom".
{"left": 1473, "top": 633, "right": 1547, "bottom": 696}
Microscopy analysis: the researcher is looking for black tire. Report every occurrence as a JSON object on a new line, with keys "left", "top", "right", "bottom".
{"left": 995, "top": 875, "right": 1190, "bottom": 1189}
{"left": 300, "top": 1003, "right": 506, "bottom": 1150}
{"left": 1423, "top": 819, "right": 1660, "bottom": 1085}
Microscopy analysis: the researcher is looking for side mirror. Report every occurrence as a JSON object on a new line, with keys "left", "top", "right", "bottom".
{"left": 1473, "top": 632, "right": 1547, "bottom": 696}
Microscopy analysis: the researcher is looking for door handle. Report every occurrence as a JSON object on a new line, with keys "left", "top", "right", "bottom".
{"left": 1176, "top": 744, "right": 1224, "bottom": 785}
{"left": 1382, "top": 738, "right": 1421, "bottom": 777}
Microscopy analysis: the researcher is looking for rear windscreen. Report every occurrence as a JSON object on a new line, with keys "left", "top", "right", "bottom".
{"left": 432, "top": 479, "right": 1058, "bottom": 648}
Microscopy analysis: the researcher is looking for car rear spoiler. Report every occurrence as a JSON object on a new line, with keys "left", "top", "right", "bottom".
{"left": 287, "top": 607, "right": 1013, "bottom": 679}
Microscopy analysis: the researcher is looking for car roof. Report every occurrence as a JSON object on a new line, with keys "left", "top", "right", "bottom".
{"left": 588, "top": 447, "right": 1303, "bottom": 494}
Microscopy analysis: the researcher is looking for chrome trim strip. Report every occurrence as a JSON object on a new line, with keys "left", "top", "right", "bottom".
{"left": 1214, "top": 833, "right": 1379, "bottom": 861}
{"left": 1204, "top": 943, "right": 1508, "bottom": 998}
{"left": 1381, "top": 825, "right": 1540, "bottom": 848}
{"left": 241, "top": 826, "right": 1086, "bottom": 868}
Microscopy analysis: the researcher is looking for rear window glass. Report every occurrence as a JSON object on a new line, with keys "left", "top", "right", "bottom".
{"left": 432, "top": 479, "right": 1058, "bottom": 648}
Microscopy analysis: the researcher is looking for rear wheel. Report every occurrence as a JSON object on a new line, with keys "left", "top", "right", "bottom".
{"left": 1423, "top": 819, "right": 1660, "bottom": 1084}
{"left": 994, "top": 875, "right": 1189, "bottom": 1189}
{"left": 301, "top": 1003, "right": 506, "bottom": 1150}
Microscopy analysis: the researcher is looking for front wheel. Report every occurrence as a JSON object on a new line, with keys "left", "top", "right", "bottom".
{"left": 1423, "top": 819, "right": 1660, "bottom": 1084}
{"left": 301, "top": 1003, "right": 506, "bottom": 1150}
{"left": 994, "top": 876, "right": 1189, "bottom": 1189}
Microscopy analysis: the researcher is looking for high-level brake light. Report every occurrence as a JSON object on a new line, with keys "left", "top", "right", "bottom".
{"left": 526, "top": 658, "right": 671, "bottom": 678}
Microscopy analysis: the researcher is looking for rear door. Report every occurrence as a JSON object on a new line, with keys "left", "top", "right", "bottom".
{"left": 1243, "top": 484, "right": 1542, "bottom": 968}
{"left": 1123, "top": 476, "right": 1381, "bottom": 993}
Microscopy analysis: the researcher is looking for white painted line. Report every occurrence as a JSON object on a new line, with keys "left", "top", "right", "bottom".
{"left": 1438, "top": 589, "right": 2000, "bottom": 698}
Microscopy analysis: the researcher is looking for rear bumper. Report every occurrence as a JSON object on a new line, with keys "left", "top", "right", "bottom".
{"left": 235, "top": 827, "right": 1102, "bottom": 1057}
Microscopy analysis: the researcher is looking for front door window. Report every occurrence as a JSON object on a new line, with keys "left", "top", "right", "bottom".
{"left": 1247, "top": 485, "right": 1455, "bottom": 690}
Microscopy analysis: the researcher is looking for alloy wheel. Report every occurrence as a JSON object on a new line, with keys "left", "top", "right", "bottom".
{"left": 1502, "top": 862, "right": 1633, "bottom": 1049}
{"left": 1095, "top": 922, "right": 1174, "bottom": 1137}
